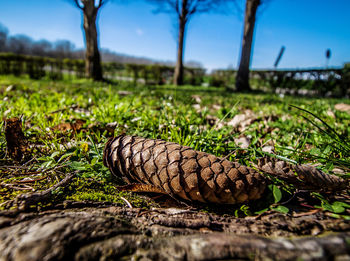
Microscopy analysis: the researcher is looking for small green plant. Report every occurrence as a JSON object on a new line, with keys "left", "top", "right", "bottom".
{"left": 312, "top": 192, "right": 350, "bottom": 219}
{"left": 290, "top": 105, "right": 350, "bottom": 173}
{"left": 255, "top": 185, "right": 289, "bottom": 215}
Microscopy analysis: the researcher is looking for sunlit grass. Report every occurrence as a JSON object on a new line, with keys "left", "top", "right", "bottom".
{"left": 0, "top": 75, "right": 349, "bottom": 216}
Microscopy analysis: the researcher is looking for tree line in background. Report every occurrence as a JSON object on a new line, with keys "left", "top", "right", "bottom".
{"left": 70, "top": 0, "right": 264, "bottom": 91}
{"left": 0, "top": 25, "right": 80, "bottom": 59}
{"left": 0, "top": 24, "right": 202, "bottom": 68}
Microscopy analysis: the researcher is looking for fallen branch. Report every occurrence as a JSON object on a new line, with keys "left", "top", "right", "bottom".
{"left": 2, "top": 172, "right": 77, "bottom": 211}
{"left": 0, "top": 183, "right": 34, "bottom": 191}
{"left": 15, "top": 175, "right": 47, "bottom": 184}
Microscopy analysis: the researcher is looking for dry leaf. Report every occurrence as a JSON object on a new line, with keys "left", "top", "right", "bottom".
{"left": 212, "top": 104, "right": 222, "bottom": 111}
{"left": 262, "top": 146, "right": 275, "bottom": 154}
{"left": 227, "top": 114, "right": 246, "bottom": 128}
{"left": 6, "top": 85, "right": 15, "bottom": 92}
{"left": 73, "top": 107, "right": 91, "bottom": 116}
{"left": 326, "top": 110, "right": 336, "bottom": 118}
{"left": 118, "top": 91, "right": 133, "bottom": 96}
{"left": 192, "top": 104, "right": 201, "bottom": 113}
{"left": 227, "top": 110, "right": 256, "bottom": 131}
{"left": 234, "top": 136, "right": 251, "bottom": 149}
{"left": 52, "top": 119, "right": 86, "bottom": 133}
{"left": 191, "top": 95, "right": 202, "bottom": 103}
{"left": 334, "top": 103, "right": 350, "bottom": 112}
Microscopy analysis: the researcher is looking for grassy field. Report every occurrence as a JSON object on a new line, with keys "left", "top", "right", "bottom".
{"left": 0, "top": 75, "right": 349, "bottom": 217}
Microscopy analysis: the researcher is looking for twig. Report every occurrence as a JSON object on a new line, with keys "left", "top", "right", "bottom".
{"left": 3, "top": 171, "right": 77, "bottom": 211}
{"left": 279, "top": 189, "right": 310, "bottom": 205}
{"left": 0, "top": 183, "right": 34, "bottom": 191}
{"left": 0, "top": 163, "right": 68, "bottom": 177}
{"left": 48, "top": 104, "right": 78, "bottom": 115}
{"left": 220, "top": 150, "right": 237, "bottom": 162}
{"left": 15, "top": 176, "right": 47, "bottom": 184}
{"left": 120, "top": 196, "right": 133, "bottom": 208}
{"left": 0, "top": 158, "right": 37, "bottom": 174}
{"left": 293, "top": 209, "right": 322, "bottom": 217}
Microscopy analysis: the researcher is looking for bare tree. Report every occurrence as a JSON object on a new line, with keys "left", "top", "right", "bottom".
{"left": 0, "top": 24, "right": 8, "bottom": 52}
{"left": 32, "top": 40, "right": 53, "bottom": 57}
{"left": 71, "top": 0, "right": 108, "bottom": 81}
{"left": 54, "top": 40, "right": 76, "bottom": 59}
{"left": 235, "top": 0, "right": 262, "bottom": 91}
{"left": 148, "top": 0, "right": 228, "bottom": 86}
{"left": 8, "top": 35, "right": 33, "bottom": 55}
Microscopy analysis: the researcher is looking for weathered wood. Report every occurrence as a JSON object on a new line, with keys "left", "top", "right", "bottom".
{"left": 4, "top": 117, "right": 27, "bottom": 162}
{"left": 0, "top": 206, "right": 350, "bottom": 260}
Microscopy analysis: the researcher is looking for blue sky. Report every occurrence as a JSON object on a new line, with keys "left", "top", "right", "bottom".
{"left": 0, "top": 0, "right": 349, "bottom": 71}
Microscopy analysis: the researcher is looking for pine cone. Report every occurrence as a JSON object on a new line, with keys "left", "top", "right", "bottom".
{"left": 103, "top": 135, "right": 266, "bottom": 204}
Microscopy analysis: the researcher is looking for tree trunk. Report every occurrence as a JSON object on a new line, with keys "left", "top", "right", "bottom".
{"left": 236, "top": 0, "right": 260, "bottom": 92}
{"left": 82, "top": 1, "right": 103, "bottom": 81}
{"left": 173, "top": 0, "right": 188, "bottom": 86}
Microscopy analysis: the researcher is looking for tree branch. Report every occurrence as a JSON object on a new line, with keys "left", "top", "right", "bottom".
{"left": 97, "top": 0, "right": 109, "bottom": 9}
{"left": 72, "top": 0, "right": 84, "bottom": 10}
{"left": 147, "top": 0, "right": 233, "bottom": 24}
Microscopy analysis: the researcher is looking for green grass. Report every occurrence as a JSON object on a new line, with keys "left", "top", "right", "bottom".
{"left": 0, "top": 75, "right": 349, "bottom": 216}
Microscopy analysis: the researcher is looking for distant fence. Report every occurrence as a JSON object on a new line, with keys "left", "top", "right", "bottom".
{"left": 0, "top": 53, "right": 349, "bottom": 97}
{"left": 0, "top": 53, "right": 85, "bottom": 80}
{"left": 211, "top": 66, "right": 350, "bottom": 97}
{"left": 0, "top": 53, "right": 205, "bottom": 85}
